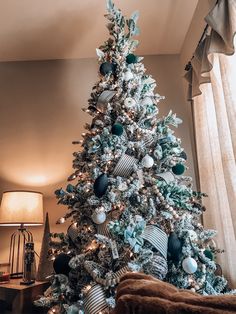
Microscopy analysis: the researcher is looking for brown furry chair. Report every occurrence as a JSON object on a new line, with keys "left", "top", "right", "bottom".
{"left": 113, "top": 272, "right": 236, "bottom": 314}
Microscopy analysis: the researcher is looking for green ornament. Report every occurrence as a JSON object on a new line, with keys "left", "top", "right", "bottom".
{"left": 126, "top": 54, "right": 138, "bottom": 64}
{"left": 172, "top": 163, "right": 185, "bottom": 175}
{"left": 204, "top": 249, "right": 214, "bottom": 261}
{"left": 111, "top": 123, "right": 124, "bottom": 136}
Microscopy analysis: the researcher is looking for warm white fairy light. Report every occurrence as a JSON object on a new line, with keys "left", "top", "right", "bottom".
{"left": 84, "top": 284, "right": 92, "bottom": 293}
{"left": 58, "top": 217, "right": 65, "bottom": 224}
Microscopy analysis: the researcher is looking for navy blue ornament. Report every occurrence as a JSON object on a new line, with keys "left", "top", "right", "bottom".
{"left": 180, "top": 151, "right": 187, "bottom": 160}
{"left": 129, "top": 194, "right": 141, "bottom": 206}
{"left": 168, "top": 232, "right": 182, "bottom": 262}
{"left": 99, "top": 62, "right": 116, "bottom": 76}
{"left": 172, "top": 163, "right": 185, "bottom": 175}
{"left": 94, "top": 173, "right": 108, "bottom": 198}
{"left": 126, "top": 54, "right": 138, "bottom": 64}
{"left": 111, "top": 123, "right": 124, "bottom": 136}
{"left": 53, "top": 253, "right": 71, "bottom": 276}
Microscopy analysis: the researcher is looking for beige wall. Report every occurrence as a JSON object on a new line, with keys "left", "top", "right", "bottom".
{"left": 0, "top": 55, "right": 194, "bottom": 263}
{"left": 180, "top": 0, "right": 216, "bottom": 68}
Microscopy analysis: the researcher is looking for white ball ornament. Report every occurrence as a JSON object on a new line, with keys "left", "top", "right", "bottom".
{"left": 123, "top": 70, "right": 134, "bottom": 81}
{"left": 142, "top": 155, "right": 154, "bottom": 168}
{"left": 182, "top": 256, "right": 198, "bottom": 274}
{"left": 91, "top": 209, "right": 106, "bottom": 225}
{"left": 141, "top": 97, "right": 153, "bottom": 106}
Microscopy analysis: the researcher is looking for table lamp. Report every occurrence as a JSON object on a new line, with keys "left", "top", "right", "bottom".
{"left": 0, "top": 190, "right": 44, "bottom": 278}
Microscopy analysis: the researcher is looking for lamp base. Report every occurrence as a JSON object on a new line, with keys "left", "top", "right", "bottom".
{"left": 20, "top": 280, "right": 35, "bottom": 286}
{"left": 20, "top": 279, "right": 35, "bottom": 285}
{"left": 9, "top": 225, "right": 34, "bottom": 276}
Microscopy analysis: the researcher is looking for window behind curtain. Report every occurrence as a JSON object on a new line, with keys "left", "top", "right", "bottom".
{"left": 193, "top": 49, "right": 236, "bottom": 286}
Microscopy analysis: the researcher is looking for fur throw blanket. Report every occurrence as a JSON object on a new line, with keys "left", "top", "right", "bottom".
{"left": 113, "top": 272, "right": 236, "bottom": 314}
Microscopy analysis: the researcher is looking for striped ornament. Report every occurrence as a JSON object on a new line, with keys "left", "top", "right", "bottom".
{"left": 141, "top": 134, "right": 154, "bottom": 148}
{"left": 84, "top": 283, "right": 108, "bottom": 314}
{"left": 113, "top": 154, "right": 138, "bottom": 177}
{"left": 96, "top": 210, "right": 119, "bottom": 238}
{"left": 67, "top": 223, "right": 80, "bottom": 243}
{"left": 143, "top": 252, "right": 168, "bottom": 280}
{"left": 96, "top": 221, "right": 112, "bottom": 238}
{"left": 141, "top": 225, "right": 168, "bottom": 259}
{"left": 157, "top": 172, "right": 175, "bottom": 184}
{"left": 97, "top": 90, "right": 116, "bottom": 113}
{"left": 120, "top": 128, "right": 128, "bottom": 141}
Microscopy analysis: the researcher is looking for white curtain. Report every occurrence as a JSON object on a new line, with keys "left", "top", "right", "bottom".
{"left": 193, "top": 51, "right": 236, "bottom": 286}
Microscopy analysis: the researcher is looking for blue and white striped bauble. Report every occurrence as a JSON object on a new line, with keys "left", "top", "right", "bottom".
{"left": 141, "top": 225, "right": 168, "bottom": 259}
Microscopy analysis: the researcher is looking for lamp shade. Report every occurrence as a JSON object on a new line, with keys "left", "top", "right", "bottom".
{"left": 0, "top": 191, "right": 44, "bottom": 226}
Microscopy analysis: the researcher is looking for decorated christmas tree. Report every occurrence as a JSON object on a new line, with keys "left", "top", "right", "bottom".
{"left": 36, "top": 1, "right": 233, "bottom": 313}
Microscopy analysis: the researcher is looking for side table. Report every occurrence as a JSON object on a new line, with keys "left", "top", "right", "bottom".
{"left": 0, "top": 278, "right": 50, "bottom": 314}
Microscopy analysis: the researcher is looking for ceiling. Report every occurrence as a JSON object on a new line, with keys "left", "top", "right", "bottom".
{"left": 0, "top": 0, "right": 198, "bottom": 61}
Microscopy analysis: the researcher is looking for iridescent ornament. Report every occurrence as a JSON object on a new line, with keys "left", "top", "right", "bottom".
{"left": 142, "top": 154, "right": 154, "bottom": 168}
{"left": 92, "top": 208, "right": 106, "bottom": 224}
{"left": 182, "top": 256, "right": 198, "bottom": 274}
